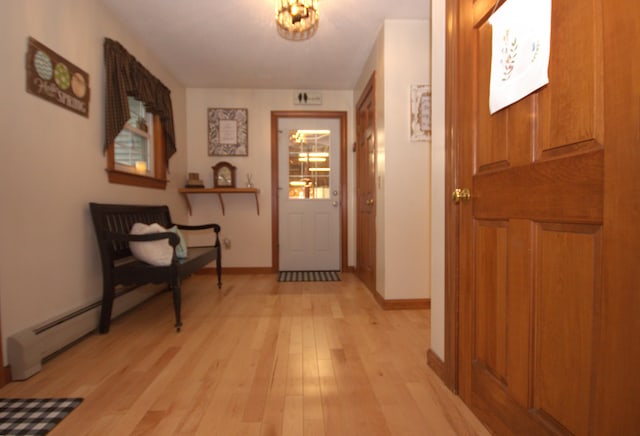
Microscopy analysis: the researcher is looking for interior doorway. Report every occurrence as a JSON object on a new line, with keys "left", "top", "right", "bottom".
{"left": 270, "top": 111, "right": 348, "bottom": 272}
{"left": 355, "top": 74, "right": 376, "bottom": 293}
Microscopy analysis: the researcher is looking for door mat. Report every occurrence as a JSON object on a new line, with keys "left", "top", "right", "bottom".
{"left": 278, "top": 271, "right": 341, "bottom": 282}
{"left": 0, "top": 398, "right": 83, "bottom": 436}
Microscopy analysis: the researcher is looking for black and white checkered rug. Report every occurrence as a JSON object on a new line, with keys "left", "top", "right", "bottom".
{"left": 0, "top": 398, "right": 83, "bottom": 436}
{"left": 278, "top": 271, "right": 341, "bottom": 282}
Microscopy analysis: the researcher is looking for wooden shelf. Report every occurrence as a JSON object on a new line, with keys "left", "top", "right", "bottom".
{"left": 178, "top": 187, "right": 260, "bottom": 216}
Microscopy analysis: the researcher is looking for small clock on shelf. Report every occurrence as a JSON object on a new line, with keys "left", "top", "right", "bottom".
{"left": 212, "top": 161, "right": 236, "bottom": 188}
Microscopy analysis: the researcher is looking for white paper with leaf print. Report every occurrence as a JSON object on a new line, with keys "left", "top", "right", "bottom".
{"left": 489, "top": 0, "right": 551, "bottom": 114}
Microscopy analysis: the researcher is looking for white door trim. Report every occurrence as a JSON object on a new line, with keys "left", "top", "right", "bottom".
{"left": 270, "top": 111, "right": 348, "bottom": 273}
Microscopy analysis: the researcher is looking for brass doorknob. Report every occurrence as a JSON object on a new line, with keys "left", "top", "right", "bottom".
{"left": 451, "top": 188, "right": 471, "bottom": 203}
{"left": 366, "top": 198, "right": 374, "bottom": 206}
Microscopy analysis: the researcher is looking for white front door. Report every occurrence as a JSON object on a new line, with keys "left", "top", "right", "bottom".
{"left": 278, "top": 117, "right": 341, "bottom": 271}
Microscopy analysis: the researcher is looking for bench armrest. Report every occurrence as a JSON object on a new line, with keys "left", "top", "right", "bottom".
{"left": 174, "top": 223, "right": 221, "bottom": 233}
{"left": 173, "top": 223, "right": 221, "bottom": 247}
{"left": 103, "top": 230, "right": 180, "bottom": 247}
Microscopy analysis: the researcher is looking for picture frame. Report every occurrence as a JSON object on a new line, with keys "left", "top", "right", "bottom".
{"left": 410, "top": 85, "right": 431, "bottom": 141}
{"left": 208, "top": 108, "right": 248, "bottom": 156}
{"left": 26, "top": 37, "right": 90, "bottom": 117}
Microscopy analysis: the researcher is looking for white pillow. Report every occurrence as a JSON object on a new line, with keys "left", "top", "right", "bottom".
{"left": 129, "top": 222, "right": 173, "bottom": 266}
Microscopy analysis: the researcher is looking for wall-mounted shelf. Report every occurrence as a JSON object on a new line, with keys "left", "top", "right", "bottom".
{"left": 178, "top": 187, "right": 260, "bottom": 216}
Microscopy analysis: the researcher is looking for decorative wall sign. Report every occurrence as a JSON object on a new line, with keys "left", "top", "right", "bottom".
{"left": 207, "top": 108, "right": 248, "bottom": 156}
{"left": 25, "top": 37, "right": 90, "bottom": 117}
{"left": 488, "top": 0, "right": 551, "bottom": 114}
{"left": 410, "top": 85, "right": 431, "bottom": 141}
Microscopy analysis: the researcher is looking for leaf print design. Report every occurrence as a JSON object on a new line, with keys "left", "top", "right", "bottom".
{"left": 530, "top": 40, "right": 540, "bottom": 63}
{"left": 500, "top": 29, "right": 518, "bottom": 82}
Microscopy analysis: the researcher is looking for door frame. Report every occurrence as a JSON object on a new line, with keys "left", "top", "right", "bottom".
{"left": 355, "top": 73, "right": 377, "bottom": 294}
{"left": 270, "top": 111, "right": 348, "bottom": 272}
{"left": 442, "top": 0, "right": 463, "bottom": 392}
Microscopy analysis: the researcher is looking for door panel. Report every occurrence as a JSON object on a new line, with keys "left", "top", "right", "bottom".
{"left": 534, "top": 224, "right": 600, "bottom": 436}
{"left": 473, "top": 220, "right": 508, "bottom": 384}
{"left": 540, "top": 0, "right": 602, "bottom": 152}
{"left": 453, "top": 0, "right": 615, "bottom": 433}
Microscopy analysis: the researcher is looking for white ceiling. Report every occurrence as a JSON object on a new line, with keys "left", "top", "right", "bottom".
{"left": 100, "top": 0, "right": 430, "bottom": 90}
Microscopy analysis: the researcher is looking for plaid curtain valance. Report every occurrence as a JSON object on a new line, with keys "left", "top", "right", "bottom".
{"left": 103, "top": 38, "right": 176, "bottom": 163}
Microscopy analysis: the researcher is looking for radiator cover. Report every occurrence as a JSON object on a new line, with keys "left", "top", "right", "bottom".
{"left": 7, "top": 284, "right": 164, "bottom": 380}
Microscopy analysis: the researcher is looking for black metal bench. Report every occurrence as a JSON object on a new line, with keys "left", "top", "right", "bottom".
{"left": 89, "top": 202, "right": 221, "bottom": 333}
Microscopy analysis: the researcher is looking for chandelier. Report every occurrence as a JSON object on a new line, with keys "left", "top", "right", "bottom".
{"left": 275, "top": 0, "right": 319, "bottom": 41}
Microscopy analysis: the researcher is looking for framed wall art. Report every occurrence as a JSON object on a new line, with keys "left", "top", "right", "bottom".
{"left": 410, "top": 85, "right": 431, "bottom": 141}
{"left": 207, "top": 108, "right": 248, "bottom": 156}
{"left": 26, "top": 37, "right": 90, "bottom": 117}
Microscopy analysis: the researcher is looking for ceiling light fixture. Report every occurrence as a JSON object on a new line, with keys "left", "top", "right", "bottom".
{"left": 275, "top": 0, "right": 319, "bottom": 41}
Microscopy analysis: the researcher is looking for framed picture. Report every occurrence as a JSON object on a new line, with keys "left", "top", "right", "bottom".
{"left": 410, "top": 85, "right": 431, "bottom": 141}
{"left": 208, "top": 108, "right": 248, "bottom": 156}
{"left": 26, "top": 37, "right": 90, "bottom": 117}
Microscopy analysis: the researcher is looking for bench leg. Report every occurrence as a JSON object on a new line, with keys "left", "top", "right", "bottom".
{"left": 99, "top": 282, "right": 115, "bottom": 334}
{"left": 172, "top": 283, "right": 182, "bottom": 332}
{"left": 216, "top": 246, "right": 222, "bottom": 289}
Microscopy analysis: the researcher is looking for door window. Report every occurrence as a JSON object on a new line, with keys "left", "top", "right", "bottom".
{"left": 287, "top": 129, "right": 331, "bottom": 199}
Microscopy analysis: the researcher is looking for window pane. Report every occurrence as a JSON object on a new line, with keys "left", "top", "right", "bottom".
{"left": 114, "top": 129, "right": 148, "bottom": 166}
{"left": 288, "top": 129, "right": 331, "bottom": 199}
{"left": 127, "top": 97, "right": 147, "bottom": 130}
{"left": 113, "top": 96, "right": 153, "bottom": 175}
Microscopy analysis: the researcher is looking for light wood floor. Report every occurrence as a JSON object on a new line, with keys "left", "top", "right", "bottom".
{"left": 0, "top": 273, "right": 489, "bottom": 435}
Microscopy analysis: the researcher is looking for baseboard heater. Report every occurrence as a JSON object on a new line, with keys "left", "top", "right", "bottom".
{"left": 7, "top": 283, "right": 165, "bottom": 380}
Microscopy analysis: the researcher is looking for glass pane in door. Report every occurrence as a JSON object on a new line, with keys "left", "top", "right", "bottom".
{"left": 288, "top": 129, "right": 331, "bottom": 199}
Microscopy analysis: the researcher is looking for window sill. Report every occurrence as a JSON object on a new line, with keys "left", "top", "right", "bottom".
{"left": 106, "top": 169, "right": 168, "bottom": 190}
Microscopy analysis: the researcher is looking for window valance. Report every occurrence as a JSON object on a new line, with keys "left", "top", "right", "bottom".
{"left": 103, "top": 38, "right": 176, "bottom": 164}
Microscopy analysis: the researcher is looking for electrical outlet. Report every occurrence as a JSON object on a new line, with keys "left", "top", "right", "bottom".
{"left": 223, "top": 238, "right": 231, "bottom": 249}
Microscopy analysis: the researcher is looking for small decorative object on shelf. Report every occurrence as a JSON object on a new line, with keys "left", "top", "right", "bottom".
{"left": 246, "top": 173, "right": 254, "bottom": 188}
{"left": 186, "top": 172, "right": 204, "bottom": 188}
{"left": 212, "top": 162, "right": 236, "bottom": 188}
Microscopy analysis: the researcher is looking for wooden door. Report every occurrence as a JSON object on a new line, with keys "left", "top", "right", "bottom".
{"left": 449, "top": 0, "right": 640, "bottom": 434}
{"left": 356, "top": 73, "right": 376, "bottom": 292}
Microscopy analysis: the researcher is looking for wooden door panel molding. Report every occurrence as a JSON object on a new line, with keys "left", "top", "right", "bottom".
{"left": 472, "top": 219, "right": 534, "bottom": 410}
{"left": 540, "top": 0, "right": 604, "bottom": 152}
{"left": 445, "top": 0, "right": 638, "bottom": 432}
{"left": 475, "top": 0, "right": 604, "bottom": 170}
{"left": 473, "top": 149, "right": 603, "bottom": 223}
{"left": 470, "top": 367, "right": 555, "bottom": 436}
{"left": 534, "top": 223, "right": 601, "bottom": 436}
{"left": 473, "top": 220, "right": 508, "bottom": 383}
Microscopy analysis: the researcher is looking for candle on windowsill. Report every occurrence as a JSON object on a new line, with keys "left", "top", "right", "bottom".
{"left": 135, "top": 161, "right": 147, "bottom": 174}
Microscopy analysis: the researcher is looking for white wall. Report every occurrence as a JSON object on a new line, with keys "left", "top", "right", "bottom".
{"left": 0, "top": 0, "right": 187, "bottom": 351}
{"left": 430, "top": 0, "right": 446, "bottom": 360}
{"left": 383, "top": 20, "right": 431, "bottom": 301}
{"left": 353, "top": 20, "right": 431, "bottom": 301}
{"left": 0, "top": 0, "right": 444, "bottom": 364}
{"left": 184, "top": 89, "right": 355, "bottom": 268}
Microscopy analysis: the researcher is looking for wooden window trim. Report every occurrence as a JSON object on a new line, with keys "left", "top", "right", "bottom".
{"left": 106, "top": 114, "right": 168, "bottom": 189}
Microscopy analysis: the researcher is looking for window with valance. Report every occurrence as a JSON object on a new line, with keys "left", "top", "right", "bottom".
{"left": 103, "top": 37, "right": 176, "bottom": 189}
